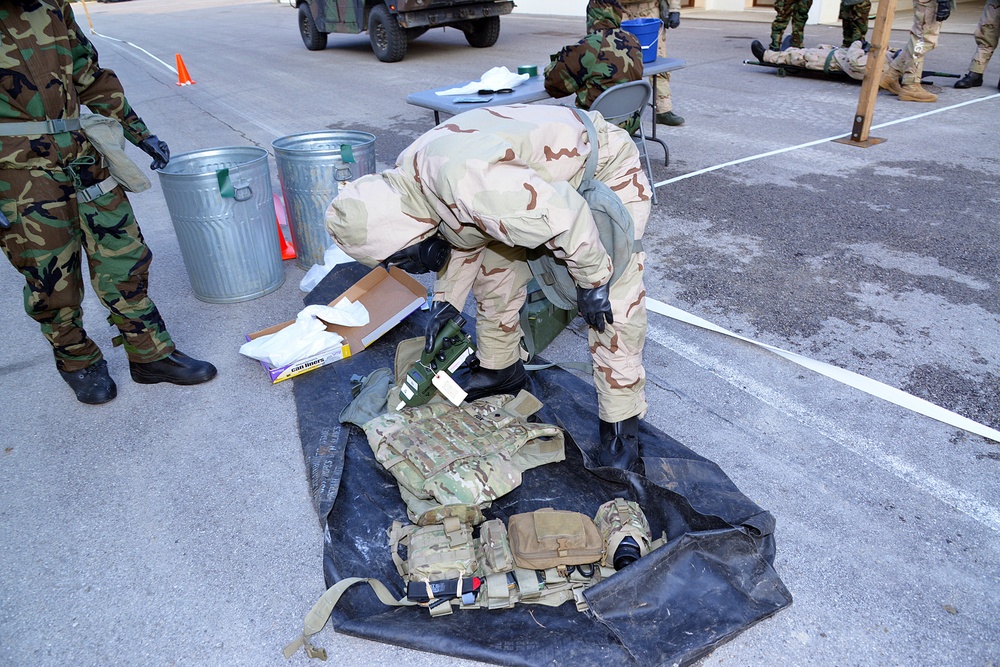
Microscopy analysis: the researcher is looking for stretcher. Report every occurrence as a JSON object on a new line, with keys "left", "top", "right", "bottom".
{"left": 743, "top": 58, "right": 960, "bottom": 82}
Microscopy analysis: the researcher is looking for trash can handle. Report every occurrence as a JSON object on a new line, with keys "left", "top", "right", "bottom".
{"left": 216, "top": 167, "right": 253, "bottom": 201}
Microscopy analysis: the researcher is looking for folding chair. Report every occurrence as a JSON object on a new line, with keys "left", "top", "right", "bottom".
{"left": 589, "top": 80, "right": 658, "bottom": 204}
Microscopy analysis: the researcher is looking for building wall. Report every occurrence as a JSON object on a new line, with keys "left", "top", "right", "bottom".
{"left": 511, "top": 0, "right": 919, "bottom": 25}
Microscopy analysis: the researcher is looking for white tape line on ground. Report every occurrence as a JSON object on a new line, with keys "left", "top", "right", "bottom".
{"left": 645, "top": 317, "right": 1000, "bottom": 534}
{"left": 91, "top": 31, "right": 177, "bottom": 74}
{"left": 646, "top": 297, "right": 1000, "bottom": 444}
{"left": 654, "top": 93, "right": 1000, "bottom": 188}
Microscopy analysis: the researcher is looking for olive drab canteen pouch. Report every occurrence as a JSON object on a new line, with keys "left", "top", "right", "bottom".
{"left": 79, "top": 114, "right": 152, "bottom": 194}
{"left": 594, "top": 498, "right": 653, "bottom": 567}
{"left": 525, "top": 109, "right": 640, "bottom": 312}
{"left": 508, "top": 508, "right": 605, "bottom": 574}
{"left": 363, "top": 390, "right": 566, "bottom": 523}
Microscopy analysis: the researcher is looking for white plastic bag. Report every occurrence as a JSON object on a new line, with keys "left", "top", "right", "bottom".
{"left": 299, "top": 244, "right": 356, "bottom": 293}
{"left": 240, "top": 300, "right": 370, "bottom": 367}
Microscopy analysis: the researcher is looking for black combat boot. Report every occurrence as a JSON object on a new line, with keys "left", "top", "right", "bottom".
{"left": 130, "top": 350, "right": 217, "bottom": 385}
{"left": 954, "top": 72, "right": 983, "bottom": 89}
{"left": 751, "top": 39, "right": 767, "bottom": 63}
{"left": 597, "top": 416, "right": 641, "bottom": 471}
{"left": 461, "top": 360, "right": 527, "bottom": 402}
{"left": 60, "top": 359, "right": 117, "bottom": 405}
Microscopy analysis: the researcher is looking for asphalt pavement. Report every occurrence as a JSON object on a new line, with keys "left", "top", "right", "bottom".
{"left": 1, "top": 1, "right": 997, "bottom": 666}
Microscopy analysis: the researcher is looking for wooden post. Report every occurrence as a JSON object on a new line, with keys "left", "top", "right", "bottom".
{"left": 835, "top": 0, "right": 898, "bottom": 147}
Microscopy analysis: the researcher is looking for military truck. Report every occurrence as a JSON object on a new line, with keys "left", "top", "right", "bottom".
{"left": 295, "top": 0, "right": 516, "bottom": 63}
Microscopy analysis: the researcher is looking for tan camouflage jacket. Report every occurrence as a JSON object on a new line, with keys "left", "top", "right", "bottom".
{"left": 327, "top": 105, "right": 622, "bottom": 294}
{"left": 0, "top": 0, "right": 151, "bottom": 171}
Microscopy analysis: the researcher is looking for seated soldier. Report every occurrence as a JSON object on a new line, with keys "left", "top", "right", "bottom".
{"left": 325, "top": 104, "right": 652, "bottom": 472}
{"left": 750, "top": 39, "right": 896, "bottom": 81}
{"left": 544, "top": 0, "right": 645, "bottom": 133}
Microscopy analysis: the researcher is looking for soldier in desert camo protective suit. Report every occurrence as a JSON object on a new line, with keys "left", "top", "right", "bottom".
{"left": 544, "top": 0, "right": 644, "bottom": 134}
{"left": 326, "top": 104, "right": 652, "bottom": 471}
{"left": 750, "top": 39, "right": 897, "bottom": 81}
{"left": 0, "top": 0, "right": 216, "bottom": 404}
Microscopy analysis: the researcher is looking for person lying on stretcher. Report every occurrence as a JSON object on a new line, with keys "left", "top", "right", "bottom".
{"left": 749, "top": 39, "right": 897, "bottom": 81}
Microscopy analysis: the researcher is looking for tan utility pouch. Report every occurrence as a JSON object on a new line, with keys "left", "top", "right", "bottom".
{"left": 479, "top": 518, "right": 515, "bottom": 574}
{"left": 508, "top": 508, "right": 605, "bottom": 576}
{"left": 80, "top": 114, "right": 151, "bottom": 193}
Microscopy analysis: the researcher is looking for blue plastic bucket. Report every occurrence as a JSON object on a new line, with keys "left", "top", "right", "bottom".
{"left": 622, "top": 17, "right": 662, "bottom": 63}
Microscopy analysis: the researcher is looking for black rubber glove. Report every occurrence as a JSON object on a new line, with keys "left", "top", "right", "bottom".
{"left": 667, "top": 11, "right": 680, "bottom": 29}
{"left": 382, "top": 236, "right": 451, "bottom": 274}
{"left": 139, "top": 135, "right": 170, "bottom": 170}
{"left": 424, "top": 301, "right": 461, "bottom": 353}
{"left": 935, "top": 0, "right": 951, "bottom": 21}
{"left": 576, "top": 284, "right": 613, "bottom": 334}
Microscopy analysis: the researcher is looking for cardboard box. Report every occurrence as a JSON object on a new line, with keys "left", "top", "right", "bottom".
{"left": 246, "top": 266, "right": 426, "bottom": 383}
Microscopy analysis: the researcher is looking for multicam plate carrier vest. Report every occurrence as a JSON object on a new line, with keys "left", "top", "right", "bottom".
{"left": 284, "top": 391, "right": 662, "bottom": 660}
{"left": 363, "top": 390, "right": 566, "bottom": 524}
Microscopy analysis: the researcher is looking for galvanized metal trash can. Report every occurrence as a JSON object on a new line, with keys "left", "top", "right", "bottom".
{"left": 272, "top": 130, "right": 376, "bottom": 270}
{"left": 157, "top": 146, "right": 285, "bottom": 304}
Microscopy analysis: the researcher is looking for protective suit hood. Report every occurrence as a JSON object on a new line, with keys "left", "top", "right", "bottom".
{"left": 325, "top": 170, "right": 441, "bottom": 267}
{"left": 587, "top": 0, "right": 625, "bottom": 32}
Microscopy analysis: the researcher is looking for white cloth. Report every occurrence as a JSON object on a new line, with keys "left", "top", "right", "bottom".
{"left": 240, "top": 300, "right": 370, "bottom": 367}
{"left": 435, "top": 66, "right": 530, "bottom": 96}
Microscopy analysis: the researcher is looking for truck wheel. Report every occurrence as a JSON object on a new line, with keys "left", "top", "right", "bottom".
{"left": 369, "top": 4, "right": 407, "bottom": 62}
{"left": 465, "top": 16, "right": 500, "bottom": 48}
{"left": 299, "top": 4, "right": 328, "bottom": 51}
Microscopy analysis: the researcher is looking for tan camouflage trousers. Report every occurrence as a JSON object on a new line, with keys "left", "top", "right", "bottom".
{"left": 764, "top": 44, "right": 841, "bottom": 71}
{"left": 886, "top": 0, "right": 941, "bottom": 84}
{"left": 0, "top": 166, "right": 174, "bottom": 372}
{"left": 621, "top": 0, "right": 674, "bottom": 113}
{"left": 437, "top": 126, "right": 652, "bottom": 423}
{"left": 969, "top": 0, "right": 999, "bottom": 74}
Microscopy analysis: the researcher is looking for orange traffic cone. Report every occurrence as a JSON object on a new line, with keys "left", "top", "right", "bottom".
{"left": 273, "top": 194, "right": 296, "bottom": 260}
{"left": 175, "top": 54, "right": 195, "bottom": 86}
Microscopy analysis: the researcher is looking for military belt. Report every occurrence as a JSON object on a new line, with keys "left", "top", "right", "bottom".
{"left": 77, "top": 176, "right": 118, "bottom": 203}
{"left": 0, "top": 118, "right": 83, "bottom": 135}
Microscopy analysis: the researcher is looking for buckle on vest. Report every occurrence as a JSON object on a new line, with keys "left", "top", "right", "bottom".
{"left": 48, "top": 119, "right": 71, "bottom": 134}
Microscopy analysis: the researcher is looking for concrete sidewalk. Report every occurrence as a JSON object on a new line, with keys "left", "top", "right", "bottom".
{"left": 1, "top": 2, "right": 997, "bottom": 666}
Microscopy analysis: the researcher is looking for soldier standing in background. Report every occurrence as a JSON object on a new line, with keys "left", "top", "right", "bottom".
{"left": 544, "top": 0, "right": 645, "bottom": 133}
{"left": 879, "top": 0, "right": 952, "bottom": 102}
{"left": 0, "top": 0, "right": 216, "bottom": 404}
{"left": 769, "top": 0, "right": 813, "bottom": 51}
{"left": 619, "top": 0, "right": 685, "bottom": 126}
{"left": 325, "top": 105, "right": 653, "bottom": 472}
{"left": 954, "top": 0, "right": 1000, "bottom": 89}
{"left": 839, "top": 0, "right": 871, "bottom": 48}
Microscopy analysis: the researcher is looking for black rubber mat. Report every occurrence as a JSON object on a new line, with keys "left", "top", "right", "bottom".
{"left": 293, "top": 262, "right": 792, "bottom": 666}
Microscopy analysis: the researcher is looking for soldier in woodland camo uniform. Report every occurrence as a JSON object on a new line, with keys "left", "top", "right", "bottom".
{"left": 326, "top": 105, "right": 652, "bottom": 471}
{"left": 769, "top": 0, "right": 813, "bottom": 51}
{"left": 619, "top": 0, "right": 684, "bottom": 126}
{"left": 839, "top": 0, "right": 871, "bottom": 48}
{"left": 0, "top": 0, "right": 216, "bottom": 404}
{"left": 544, "top": 0, "right": 644, "bottom": 134}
